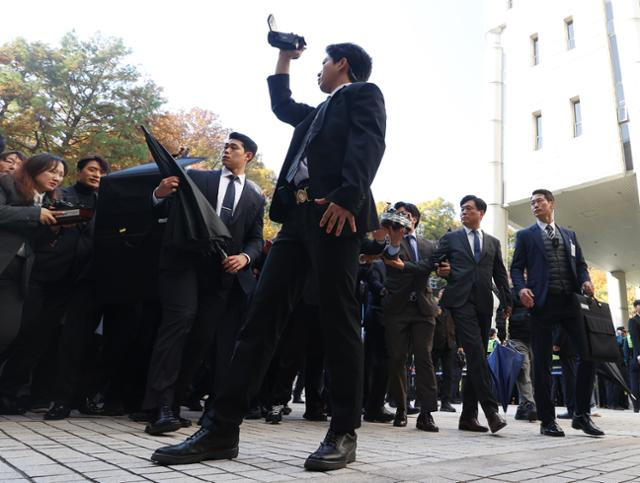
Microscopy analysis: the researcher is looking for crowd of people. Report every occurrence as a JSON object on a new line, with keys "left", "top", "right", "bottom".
{"left": 1, "top": 40, "right": 639, "bottom": 474}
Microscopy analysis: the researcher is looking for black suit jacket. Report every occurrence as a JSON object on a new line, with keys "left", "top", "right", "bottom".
{"left": 0, "top": 176, "right": 49, "bottom": 278}
{"left": 383, "top": 236, "right": 439, "bottom": 320}
{"left": 435, "top": 228, "right": 510, "bottom": 315}
{"left": 629, "top": 314, "right": 640, "bottom": 361}
{"left": 267, "top": 74, "right": 386, "bottom": 234}
{"left": 158, "top": 170, "right": 265, "bottom": 294}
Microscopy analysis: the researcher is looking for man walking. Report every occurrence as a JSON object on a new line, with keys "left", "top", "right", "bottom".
{"left": 151, "top": 43, "right": 385, "bottom": 471}
{"left": 511, "top": 189, "right": 603, "bottom": 437}
{"left": 434, "top": 195, "right": 510, "bottom": 434}
{"left": 627, "top": 301, "right": 640, "bottom": 412}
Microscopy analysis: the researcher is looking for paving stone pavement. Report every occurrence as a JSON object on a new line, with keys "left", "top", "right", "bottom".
{"left": 1, "top": 404, "right": 639, "bottom": 482}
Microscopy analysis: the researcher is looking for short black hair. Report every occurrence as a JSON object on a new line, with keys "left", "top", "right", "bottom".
{"left": 326, "top": 43, "right": 372, "bottom": 82}
{"left": 228, "top": 132, "right": 257, "bottom": 161}
{"left": 460, "top": 195, "right": 487, "bottom": 214}
{"left": 77, "top": 155, "right": 110, "bottom": 173}
{"left": 394, "top": 201, "right": 420, "bottom": 228}
{"left": 0, "top": 150, "right": 27, "bottom": 163}
{"left": 532, "top": 189, "right": 554, "bottom": 202}
{"left": 634, "top": 300, "right": 640, "bottom": 307}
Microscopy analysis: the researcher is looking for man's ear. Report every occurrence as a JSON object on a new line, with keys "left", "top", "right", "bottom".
{"left": 337, "top": 57, "right": 350, "bottom": 74}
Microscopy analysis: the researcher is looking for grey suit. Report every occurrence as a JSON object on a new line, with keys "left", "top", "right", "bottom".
{"left": 383, "top": 236, "right": 439, "bottom": 413}
{"left": 0, "top": 176, "right": 48, "bottom": 354}
{"left": 434, "top": 228, "right": 510, "bottom": 420}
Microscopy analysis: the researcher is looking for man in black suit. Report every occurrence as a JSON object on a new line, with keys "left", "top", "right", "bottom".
{"left": 432, "top": 291, "right": 458, "bottom": 413}
{"left": 382, "top": 202, "right": 442, "bottom": 432}
{"left": 434, "top": 195, "right": 510, "bottom": 434}
{"left": 142, "top": 132, "right": 265, "bottom": 435}
{"left": 152, "top": 42, "right": 385, "bottom": 472}
{"left": 511, "top": 188, "right": 602, "bottom": 437}
{"left": 627, "top": 301, "right": 640, "bottom": 412}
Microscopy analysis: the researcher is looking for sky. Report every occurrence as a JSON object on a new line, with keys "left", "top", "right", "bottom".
{"left": 3, "top": 0, "right": 487, "bottom": 206}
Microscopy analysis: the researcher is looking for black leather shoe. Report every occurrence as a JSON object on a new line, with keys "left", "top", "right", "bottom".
{"left": 303, "top": 410, "right": 328, "bottom": 421}
{"left": 151, "top": 427, "right": 239, "bottom": 465}
{"left": 486, "top": 412, "right": 507, "bottom": 434}
{"left": 571, "top": 414, "right": 604, "bottom": 436}
{"left": 0, "top": 396, "right": 26, "bottom": 415}
{"left": 145, "top": 405, "right": 182, "bottom": 436}
{"left": 406, "top": 404, "right": 420, "bottom": 415}
{"left": 540, "top": 420, "right": 565, "bottom": 437}
{"left": 282, "top": 404, "right": 292, "bottom": 415}
{"left": 363, "top": 408, "right": 394, "bottom": 423}
{"left": 439, "top": 402, "right": 456, "bottom": 413}
{"left": 416, "top": 412, "right": 439, "bottom": 432}
{"left": 393, "top": 410, "right": 408, "bottom": 427}
{"left": 557, "top": 411, "right": 573, "bottom": 419}
{"left": 44, "top": 403, "right": 71, "bottom": 420}
{"left": 304, "top": 429, "right": 356, "bottom": 471}
{"left": 458, "top": 417, "right": 488, "bottom": 432}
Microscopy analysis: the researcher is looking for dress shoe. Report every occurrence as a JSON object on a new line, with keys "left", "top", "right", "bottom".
{"left": 282, "top": 404, "right": 292, "bottom": 415}
{"left": 304, "top": 429, "right": 356, "bottom": 471}
{"left": 540, "top": 420, "right": 565, "bottom": 437}
{"left": 439, "top": 401, "right": 456, "bottom": 413}
{"left": 515, "top": 402, "right": 536, "bottom": 421}
{"left": 44, "top": 403, "right": 71, "bottom": 420}
{"left": 571, "top": 414, "right": 604, "bottom": 436}
{"left": 458, "top": 417, "right": 488, "bottom": 433}
{"left": 556, "top": 411, "right": 573, "bottom": 419}
{"left": 393, "top": 410, "right": 408, "bottom": 427}
{"left": 178, "top": 416, "right": 192, "bottom": 428}
{"left": 244, "top": 406, "right": 262, "bottom": 420}
{"left": 416, "top": 412, "right": 439, "bottom": 432}
{"left": 406, "top": 403, "right": 420, "bottom": 415}
{"left": 151, "top": 427, "right": 239, "bottom": 465}
{"left": 77, "top": 399, "right": 103, "bottom": 416}
{"left": 0, "top": 396, "right": 26, "bottom": 415}
{"left": 486, "top": 412, "right": 507, "bottom": 434}
{"left": 266, "top": 405, "right": 284, "bottom": 424}
{"left": 303, "top": 410, "right": 328, "bottom": 421}
{"left": 145, "top": 405, "right": 182, "bottom": 436}
{"left": 363, "top": 408, "right": 394, "bottom": 423}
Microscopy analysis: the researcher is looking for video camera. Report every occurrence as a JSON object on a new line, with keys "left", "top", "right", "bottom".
{"left": 267, "top": 14, "right": 306, "bottom": 51}
{"left": 380, "top": 204, "right": 413, "bottom": 231}
{"left": 46, "top": 199, "right": 93, "bottom": 225}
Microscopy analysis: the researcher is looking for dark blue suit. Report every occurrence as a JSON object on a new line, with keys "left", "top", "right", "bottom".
{"left": 510, "top": 223, "right": 594, "bottom": 424}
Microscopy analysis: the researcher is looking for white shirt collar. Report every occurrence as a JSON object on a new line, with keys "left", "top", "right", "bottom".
{"left": 463, "top": 226, "right": 482, "bottom": 236}
{"left": 536, "top": 219, "right": 555, "bottom": 231}
{"left": 33, "top": 192, "right": 45, "bottom": 206}
{"left": 329, "top": 83, "right": 351, "bottom": 98}
{"left": 221, "top": 166, "right": 245, "bottom": 183}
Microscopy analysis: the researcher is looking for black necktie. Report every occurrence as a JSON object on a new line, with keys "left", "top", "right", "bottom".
{"left": 285, "top": 98, "right": 330, "bottom": 184}
{"left": 472, "top": 230, "right": 481, "bottom": 263}
{"left": 220, "top": 174, "right": 238, "bottom": 225}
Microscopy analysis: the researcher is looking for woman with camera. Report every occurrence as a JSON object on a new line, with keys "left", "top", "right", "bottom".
{"left": 0, "top": 153, "right": 67, "bottom": 411}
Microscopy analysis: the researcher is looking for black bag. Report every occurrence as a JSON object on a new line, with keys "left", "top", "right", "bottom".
{"left": 573, "top": 294, "right": 620, "bottom": 362}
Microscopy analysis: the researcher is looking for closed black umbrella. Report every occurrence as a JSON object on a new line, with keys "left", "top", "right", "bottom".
{"left": 140, "top": 125, "right": 231, "bottom": 257}
{"left": 596, "top": 361, "right": 637, "bottom": 401}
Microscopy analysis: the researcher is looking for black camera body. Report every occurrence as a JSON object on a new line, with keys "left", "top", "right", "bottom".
{"left": 46, "top": 199, "right": 93, "bottom": 224}
{"left": 267, "top": 14, "right": 306, "bottom": 51}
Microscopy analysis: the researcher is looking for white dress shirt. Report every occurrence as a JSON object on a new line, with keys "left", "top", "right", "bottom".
{"left": 463, "top": 226, "right": 483, "bottom": 255}
{"left": 216, "top": 167, "right": 245, "bottom": 216}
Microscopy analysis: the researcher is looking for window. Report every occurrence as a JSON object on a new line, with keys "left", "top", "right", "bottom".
{"left": 531, "top": 34, "right": 539, "bottom": 65}
{"left": 533, "top": 112, "right": 542, "bottom": 150}
{"left": 571, "top": 98, "right": 582, "bottom": 137}
{"left": 566, "top": 18, "right": 575, "bottom": 49}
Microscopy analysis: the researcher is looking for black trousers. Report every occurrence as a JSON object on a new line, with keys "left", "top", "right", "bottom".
{"left": 629, "top": 360, "right": 640, "bottom": 411}
{"left": 0, "top": 256, "right": 26, "bottom": 357}
{"left": 363, "top": 306, "right": 388, "bottom": 414}
{"left": 203, "top": 202, "right": 363, "bottom": 433}
{"left": 449, "top": 304, "right": 498, "bottom": 419}
{"left": 531, "top": 294, "right": 595, "bottom": 424}
{"left": 269, "top": 301, "right": 324, "bottom": 412}
{"left": 0, "top": 279, "right": 71, "bottom": 398}
{"left": 143, "top": 257, "right": 228, "bottom": 410}
{"left": 432, "top": 345, "right": 455, "bottom": 403}
{"left": 385, "top": 306, "right": 437, "bottom": 413}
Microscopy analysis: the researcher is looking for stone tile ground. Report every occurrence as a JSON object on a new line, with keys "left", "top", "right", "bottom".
{"left": 1, "top": 405, "right": 639, "bottom": 482}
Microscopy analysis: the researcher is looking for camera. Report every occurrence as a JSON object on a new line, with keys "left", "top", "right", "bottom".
{"left": 46, "top": 200, "right": 93, "bottom": 225}
{"left": 267, "top": 14, "right": 306, "bottom": 51}
{"left": 380, "top": 204, "right": 413, "bottom": 231}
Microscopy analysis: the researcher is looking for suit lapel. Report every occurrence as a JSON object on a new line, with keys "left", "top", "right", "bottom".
{"left": 458, "top": 229, "right": 475, "bottom": 262}
{"left": 400, "top": 237, "right": 413, "bottom": 261}
{"left": 480, "top": 231, "right": 489, "bottom": 261}
{"left": 230, "top": 182, "right": 251, "bottom": 225}
{"left": 306, "top": 98, "right": 331, "bottom": 146}
{"left": 531, "top": 225, "right": 547, "bottom": 260}
{"left": 207, "top": 170, "right": 221, "bottom": 211}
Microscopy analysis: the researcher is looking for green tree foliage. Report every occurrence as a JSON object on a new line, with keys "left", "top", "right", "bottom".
{"left": 415, "top": 197, "right": 461, "bottom": 240}
{"left": 0, "top": 32, "right": 164, "bottom": 169}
